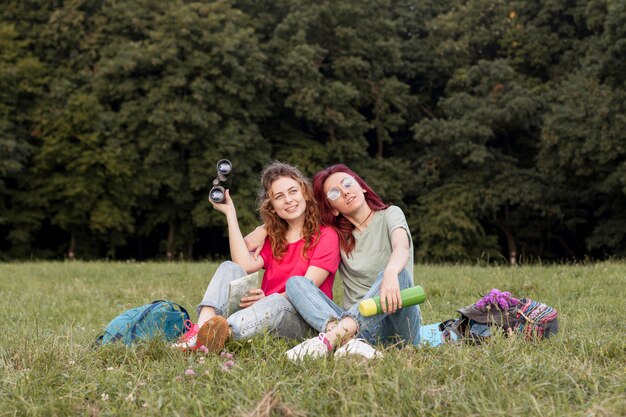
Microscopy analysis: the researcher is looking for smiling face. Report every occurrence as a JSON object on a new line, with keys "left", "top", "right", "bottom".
{"left": 268, "top": 176, "right": 308, "bottom": 223}
{"left": 323, "top": 172, "right": 367, "bottom": 217}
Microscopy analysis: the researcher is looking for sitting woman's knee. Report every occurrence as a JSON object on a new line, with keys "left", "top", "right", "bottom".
{"left": 215, "top": 260, "right": 245, "bottom": 275}
{"left": 285, "top": 275, "right": 309, "bottom": 295}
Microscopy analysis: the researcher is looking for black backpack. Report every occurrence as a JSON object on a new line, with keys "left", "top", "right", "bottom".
{"left": 440, "top": 291, "right": 558, "bottom": 343}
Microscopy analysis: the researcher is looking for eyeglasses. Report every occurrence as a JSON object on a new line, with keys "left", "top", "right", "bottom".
{"left": 326, "top": 176, "right": 357, "bottom": 201}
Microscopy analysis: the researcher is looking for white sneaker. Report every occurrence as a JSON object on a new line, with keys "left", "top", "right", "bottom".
{"left": 334, "top": 339, "right": 383, "bottom": 359}
{"left": 285, "top": 334, "right": 330, "bottom": 362}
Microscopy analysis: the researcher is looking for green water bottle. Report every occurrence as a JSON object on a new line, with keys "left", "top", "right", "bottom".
{"left": 358, "top": 285, "right": 426, "bottom": 317}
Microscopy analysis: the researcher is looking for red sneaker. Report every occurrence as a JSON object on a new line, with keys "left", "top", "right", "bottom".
{"left": 171, "top": 320, "right": 200, "bottom": 351}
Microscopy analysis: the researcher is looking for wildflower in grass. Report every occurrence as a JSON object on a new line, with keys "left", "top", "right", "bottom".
{"left": 175, "top": 376, "right": 183, "bottom": 382}
{"left": 125, "top": 393, "right": 135, "bottom": 402}
{"left": 198, "top": 356, "right": 206, "bottom": 364}
{"left": 198, "top": 345, "right": 209, "bottom": 354}
{"left": 221, "top": 360, "right": 235, "bottom": 371}
{"left": 106, "top": 367, "right": 115, "bottom": 371}
{"left": 101, "top": 393, "right": 109, "bottom": 401}
{"left": 185, "top": 368, "right": 196, "bottom": 376}
{"left": 220, "top": 351, "right": 234, "bottom": 359}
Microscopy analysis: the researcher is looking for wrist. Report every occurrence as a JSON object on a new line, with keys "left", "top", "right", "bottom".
{"left": 385, "top": 266, "right": 399, "bottom": 274}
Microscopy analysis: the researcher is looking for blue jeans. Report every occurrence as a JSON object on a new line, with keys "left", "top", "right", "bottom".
{"left": 198, "top": 261, "right": 312, "bottom": 340}
{"left": 285, "top": 269, "right": 421, "bottom": 346}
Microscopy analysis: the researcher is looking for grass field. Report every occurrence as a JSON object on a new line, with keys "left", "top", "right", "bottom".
{"left": 1, "top": 262, "right": 624, "bottom": 416}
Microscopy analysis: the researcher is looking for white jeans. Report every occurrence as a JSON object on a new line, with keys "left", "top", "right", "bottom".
{"left": 197, "top": 261, "right": 312, "bottom": 340}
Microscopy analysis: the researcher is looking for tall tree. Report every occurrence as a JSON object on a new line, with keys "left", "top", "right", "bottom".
{"left": 539, "top": 73, "right": 626, "bottom": 256}
{"left": 0, "top": 23, "right": 45, "bottom": 257}
{"left": 92, "top": 0, "right": 271, "bottom": 258}
{"left": 262, "top": 0, "right": 414, "bottom": 175}
{"left": 18, "top": 0, "right": 141, "bottom": 258}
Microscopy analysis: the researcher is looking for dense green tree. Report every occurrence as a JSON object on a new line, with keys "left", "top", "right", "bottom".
{"left": 533, "top": 0, "right": 626, "bottom": 257}
{"left": 262, "top": 1, "right": 415, "bottom": 171}
{"left": 412, "top": 60, "right": 552, "bottom": 262}
{"left": 16, "top": 0, "right": 140, "bottom": 258}
{"left": 539, "top": 73, "right": 626, "bottom": 256}
{"left": 0, "top": 0, "right": 624, "bottom": 261}
{"left": 0, "top": 23, "right": 45, "bottom": 257}
{"left": 91, "top": 0, "right": 271, "bottom": 258}
{"left": 31, "top": 93, "right": 137, "bottom": 257}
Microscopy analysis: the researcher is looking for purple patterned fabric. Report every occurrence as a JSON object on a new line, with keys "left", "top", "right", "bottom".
{"left": 475, "top": 288, "right": 519, "bottom": 311}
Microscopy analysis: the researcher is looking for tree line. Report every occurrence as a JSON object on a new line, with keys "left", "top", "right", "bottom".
{"left": 1, "top": 0, "right": 624, "bottom": 262}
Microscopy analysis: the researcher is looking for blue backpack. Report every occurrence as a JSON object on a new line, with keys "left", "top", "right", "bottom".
{"left": 95, "top": 300, "right": 190, "bottom": 347}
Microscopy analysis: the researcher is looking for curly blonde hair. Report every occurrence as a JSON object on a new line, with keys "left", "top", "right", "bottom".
{"left": 258, "top": 161, "right": 320, "bottom": 260}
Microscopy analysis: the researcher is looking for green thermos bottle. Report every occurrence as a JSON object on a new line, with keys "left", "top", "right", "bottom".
{"left": 358, "top": 285, "right": 426, "bottom": 317}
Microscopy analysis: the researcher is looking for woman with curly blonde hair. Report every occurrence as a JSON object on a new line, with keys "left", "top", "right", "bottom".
{"left": 173, "top": 161, "right": 340, "bottom": 352}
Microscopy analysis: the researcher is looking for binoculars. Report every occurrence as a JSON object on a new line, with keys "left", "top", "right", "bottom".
{"left": 209, "top": 159, "right": 232, "bottom": 203}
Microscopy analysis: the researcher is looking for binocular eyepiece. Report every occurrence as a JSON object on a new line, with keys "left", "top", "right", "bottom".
{"left": 209, "top": 159, "right": 232, "bottom": 203}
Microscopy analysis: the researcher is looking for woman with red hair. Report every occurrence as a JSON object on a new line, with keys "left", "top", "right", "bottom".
{"left": 283, "top": 164, "right": 421, "bottom": 360}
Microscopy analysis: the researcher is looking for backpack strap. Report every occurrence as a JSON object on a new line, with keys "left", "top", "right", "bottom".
{"left": 439, "top": 318, "right": 465, "bottom": 343}
{"left": 93, "top": 334, "right": 104, "bottom": 349}
{"left": 92, "top": 327, "right": 126, "bottom": 348}
{"left": 438, "top": 319, "right": 456, "bottom": 332}
{"left": 129, "top": 300, "right": 190, "bottom": 341}
{"left": 169, "top": 302, "right": 190, "bottom": 324}
{"left": 129, "top": 300, "right": 165, "bottom": 341}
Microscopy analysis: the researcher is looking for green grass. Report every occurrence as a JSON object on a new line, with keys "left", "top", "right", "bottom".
{"left": 1, "top": 262, "right": 625, "bottom": 416}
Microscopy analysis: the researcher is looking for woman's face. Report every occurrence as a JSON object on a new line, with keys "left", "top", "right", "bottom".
{"left": 268, "top": 176, "right": 308, "bottom": 222}
{"left": 323, "top": 172, "right": 366, "bottom": 216}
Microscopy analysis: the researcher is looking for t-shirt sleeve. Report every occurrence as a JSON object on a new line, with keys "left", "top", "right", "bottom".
{"left": 259, "top": 238, "right": 272, "bottom": 267}
{"left": 308, "top": 227, "right": 340, "bottom": 273}
{"left": 385, "top": 206, "right": 412, "bottom": 244}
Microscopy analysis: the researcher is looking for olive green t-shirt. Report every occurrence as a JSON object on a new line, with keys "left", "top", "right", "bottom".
{"left": 339, "top": 205, "right": 414, "bottom": 309}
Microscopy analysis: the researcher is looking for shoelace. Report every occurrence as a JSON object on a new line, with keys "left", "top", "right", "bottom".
{"left": 172, "top": 320, "right": 196, "bottom": 347}
{"left": 318, "top": 333, "right": 332, "bottom": 351}
{"left": 183, "top": 319, "right": 194, "bottom": 332}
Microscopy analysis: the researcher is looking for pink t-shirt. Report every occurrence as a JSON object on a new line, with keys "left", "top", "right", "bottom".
{"left": 259, "top": 226, "right": 340, "bottom": 299}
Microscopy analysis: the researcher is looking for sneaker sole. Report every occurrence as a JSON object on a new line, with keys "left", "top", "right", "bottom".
{"left": 196, "top": 316, "right": 230, "bottom": 352}
{"left": 171, "top": 336, "right": 199, "bottom": 352}
{"left": 171, "top": 343, "right": 198, "bottom": 352}
{"left": 334, "top": 351, "right": 383, "bottom": 359}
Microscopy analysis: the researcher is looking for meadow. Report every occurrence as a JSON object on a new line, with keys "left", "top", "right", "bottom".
{"left": 0, "top": 261, "right": 624, "bottom": 416}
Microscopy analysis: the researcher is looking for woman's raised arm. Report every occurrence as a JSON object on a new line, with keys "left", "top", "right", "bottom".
{"left": 211, "top": 190, "right": 264, "bottom": 273}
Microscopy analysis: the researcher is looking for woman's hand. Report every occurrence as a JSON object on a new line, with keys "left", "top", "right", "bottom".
{"left": 379, "top": 266, "right": 402, "bottom": 314}
{"left": 209, "top": 189, "right": 236, "bottom": 217}
{"left": 239, "top": 288, "right": 265, "bottom": 308}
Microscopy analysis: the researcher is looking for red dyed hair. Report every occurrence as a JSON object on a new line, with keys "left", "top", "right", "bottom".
{"left": 313, "top": 164, "right": 388, "bottom": 255}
